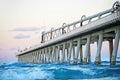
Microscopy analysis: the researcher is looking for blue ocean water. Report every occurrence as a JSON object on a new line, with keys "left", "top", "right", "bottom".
{"left": 0, "top": 60, "right": 120, "bottom": 80}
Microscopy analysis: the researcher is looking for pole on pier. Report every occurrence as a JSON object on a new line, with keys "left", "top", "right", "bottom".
{"left": 83, "top": 35, "right": 91, "bottom": 65}
{"left": 111, "top": 28, "right": 120, "bottom": 65}
{"left": 95, "top": 33, "right": 103, "bottom": 65}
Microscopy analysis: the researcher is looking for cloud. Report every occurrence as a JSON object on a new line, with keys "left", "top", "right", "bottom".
{"left": 14, "top": 34, "right": 30, "bottom": 39}
{"left": 10, "top": 27, "right": 40, "bottom": 32}
{"left": 9, "top": 48, "right": 17, "bottom": 51}
{"left": 0, "top": 48, "right": 2, "bottom": 50}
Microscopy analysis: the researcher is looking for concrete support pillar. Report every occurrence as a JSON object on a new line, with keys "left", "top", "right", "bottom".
{"left": 42, "top": 49, "right": 44, "bottom": 63}
{"left": 56, "top": 45, "right": 60, "bottom": 63}
{"left": 111, "top": 28, "right": 120, "bottom": 65}
{"left": 66, "top": 48, "right": 69, "bottom": 63}
{"left": 38, "top": 51, "right": 40, "bottom": 63}
{"left": 29, "top": 53, "right": 31, "bottom": 63}
{"left": 31, "top": 53, "right": 32, "bottom": 63}
{"left": 40, "top": 49, "right": 42, "bottom": 63}
{"left": 54, "top": 46, "right": 57, "bottom": 63}
{"left": 95, "top": 33, "right": 103, "bottom": 65}
{"left": 33, "top": 52, "right": 35, "bottom": 63}
{"left": 73, "top": 46, "right": 75, "bottom": 64}
{"left": 80, "top": 44, "right": 83, "bottom": 63}
{"left": 68, "top": 41, "right": 72, "bottom": 63}
{"left": 36, "top": 51, "right": 38, "bottom": 63}
{"left": 52, "top": 46, "right": 55, "bottom": 63}
{"left": 43, "top": 49, "right": 45, "bottom": 63}
{"left": 109, "top": 40, "right": 113, "bottom": 64}
{"left": 48, "top": 47, "right": 51, "bottom": 63}
{"left": 45, "top": 48, "right": 47, "bottom": 63}
{"left": 26, "top": 53, "right": 29, "bottom": 63}
{"left": 35, "top": 52, "right": 37, "bottom": 63}
{"left": 74, "top": 39, "right": 80, "bottom": 65}
{"left": 34, "top": 52, "right": 36, "bottom": 63}
{"left": 29, "top": 53, "right": 30, "bottom": 63}
{"left": 18, "top": 56, "right": 20, "bottom": 62}
{"left": 36, "top": 52, "right": 38, "bottom": 63}
{"left": 39, "top": 50, "right": 41, "bottom": 63}
{"left": 62, "top": 43, "right": 65, "bottom": 62}
{"left": 50, "top": 48, "right": 52, "bottom": 63}
{"left": 88, "top": 45, "right": 91, "bottom": 62}
{"left": 83, "top": 35, "right": 91, "bottom": 64}
{"left": 31, "top": 53, "right": 33, "bottom": 63}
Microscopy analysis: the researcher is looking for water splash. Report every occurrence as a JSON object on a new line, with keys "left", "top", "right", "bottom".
{"left": 0, "top": 61, "right": 120, "bottom": 80}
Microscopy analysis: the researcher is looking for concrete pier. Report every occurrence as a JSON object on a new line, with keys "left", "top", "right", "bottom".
{"left": 17, "top": 1, "right": 120, "bottom": 65}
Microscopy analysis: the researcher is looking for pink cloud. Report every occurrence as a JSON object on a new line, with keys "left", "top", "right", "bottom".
{"left": 14, "top": 34, "right": 30, "bottom": 39}
{"left": 10, "top": 27, "right": 40, "bottom": 32}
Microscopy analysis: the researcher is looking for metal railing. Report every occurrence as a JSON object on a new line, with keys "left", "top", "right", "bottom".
{"left": 41, "top": 1, "right": 120, "bottom": 43}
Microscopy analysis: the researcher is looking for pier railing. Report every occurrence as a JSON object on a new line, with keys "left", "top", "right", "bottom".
{"left": 41, "top": 1, "right": 120, "bottom": 43}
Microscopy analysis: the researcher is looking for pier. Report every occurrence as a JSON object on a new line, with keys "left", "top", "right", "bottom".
{"left": 17, "top": 1, "right": 120, "bottom": 65}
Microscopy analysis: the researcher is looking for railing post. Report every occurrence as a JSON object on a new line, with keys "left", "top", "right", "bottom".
{"left": 41, "top": 31, "right": 45, "bottom": 43}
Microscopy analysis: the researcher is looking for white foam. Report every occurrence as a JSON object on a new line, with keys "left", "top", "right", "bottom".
{"left": 66, "top": 66, "right": 96, "bottom": 75}
{"left": 0, "top": 67, "right": 54, "bottom": 80}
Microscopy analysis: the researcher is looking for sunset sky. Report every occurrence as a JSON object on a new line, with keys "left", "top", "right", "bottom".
{"left": 0, "top": 0, "right": 120, "bottom": 63}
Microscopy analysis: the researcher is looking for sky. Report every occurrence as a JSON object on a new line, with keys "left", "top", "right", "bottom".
{"left": 0, "top": 0, "right": 120, "bottom": 63}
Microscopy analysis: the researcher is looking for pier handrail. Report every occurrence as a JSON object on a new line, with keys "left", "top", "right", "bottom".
{"left": 41, "top": 1, "right": 120, "bottom": 43}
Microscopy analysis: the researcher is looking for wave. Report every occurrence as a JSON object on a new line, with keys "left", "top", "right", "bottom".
{"left": 0, "top": 61, "right": 120, "bottom": 80}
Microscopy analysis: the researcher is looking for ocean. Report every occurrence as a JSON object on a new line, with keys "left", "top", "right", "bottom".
{"left": 0, "top": 60, "right": 120, "bottom": 80}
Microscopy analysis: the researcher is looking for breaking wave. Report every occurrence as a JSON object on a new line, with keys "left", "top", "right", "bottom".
{"left": 0, "top": 61, "right": 120, "bottom": 80}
